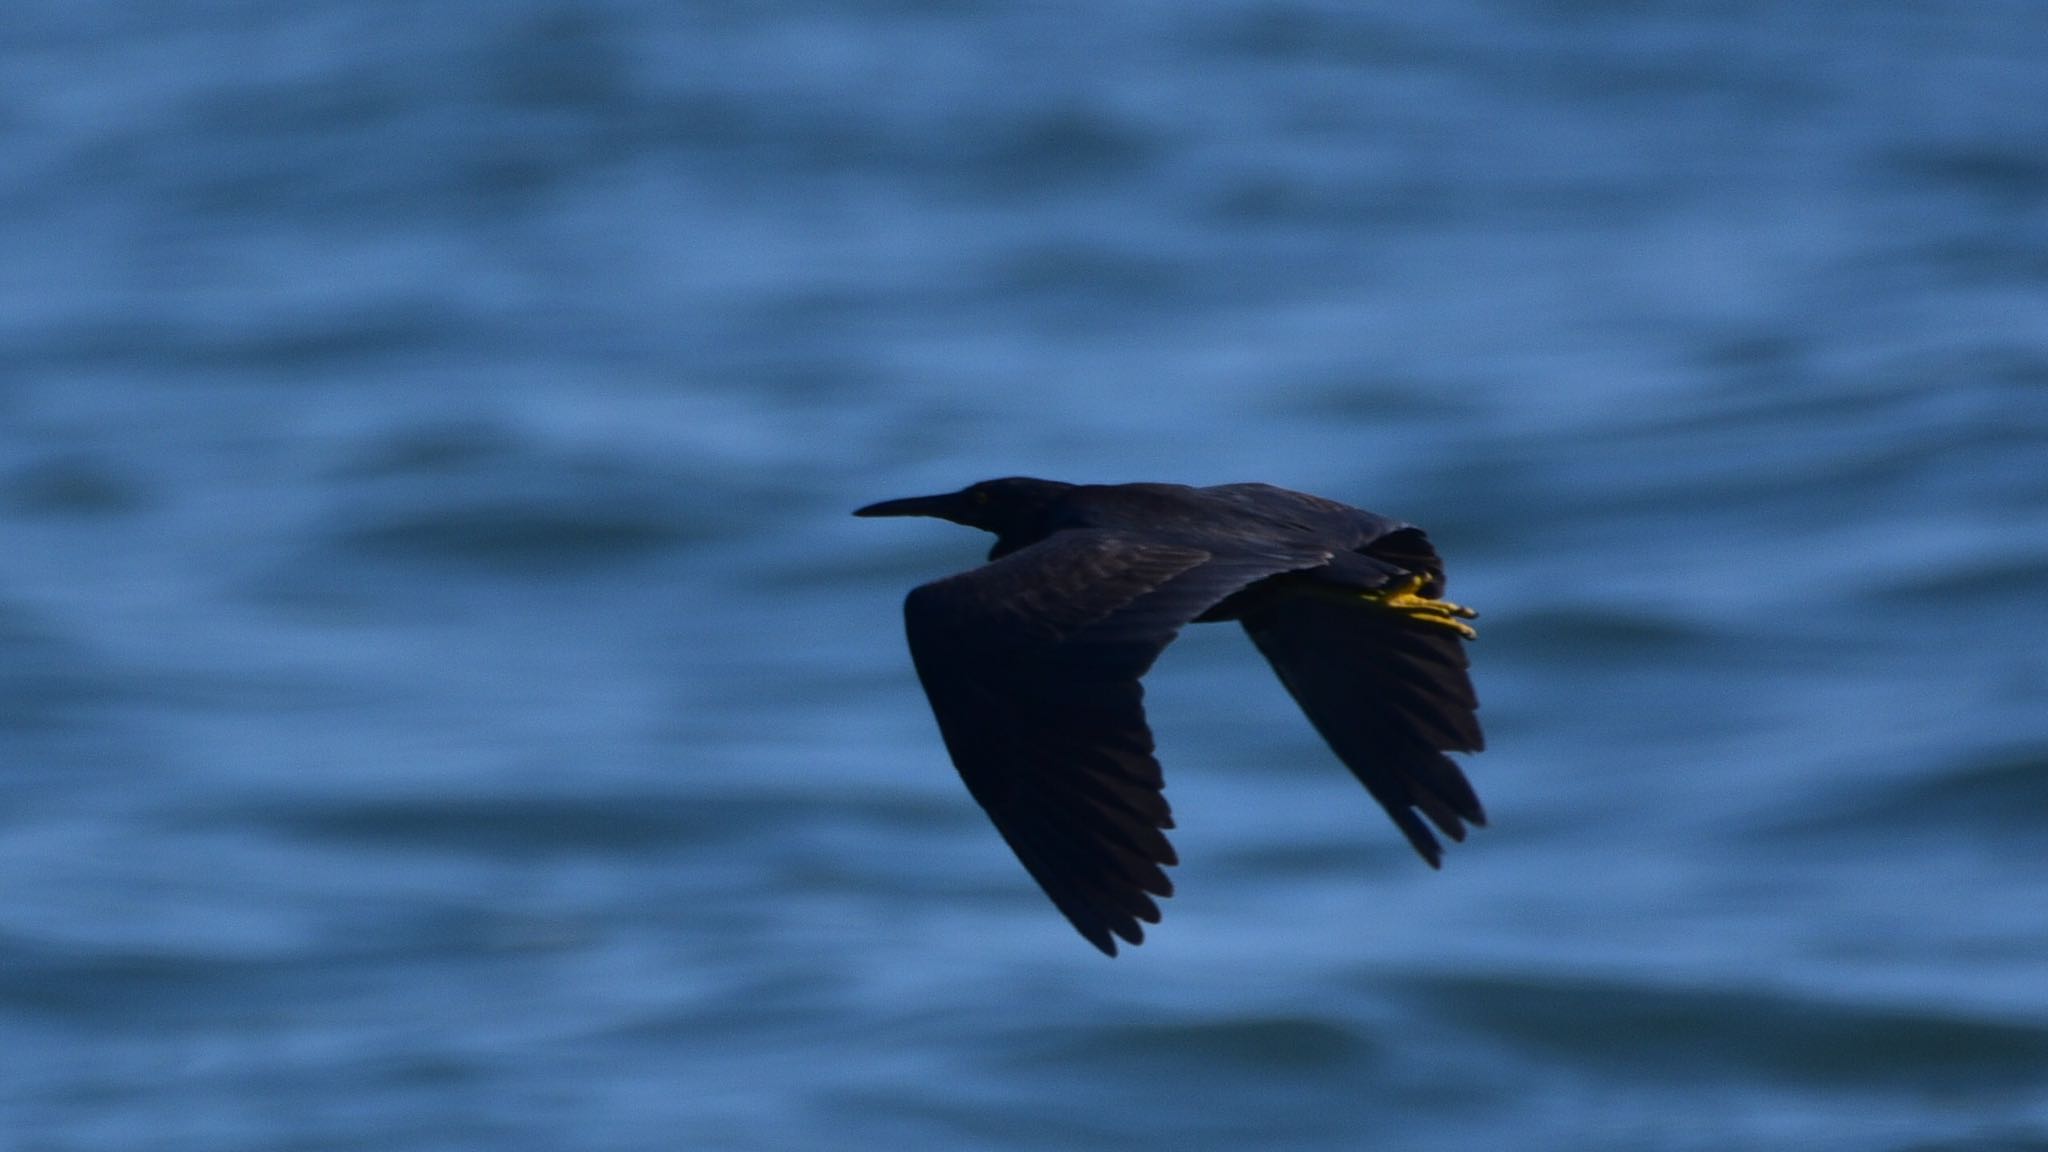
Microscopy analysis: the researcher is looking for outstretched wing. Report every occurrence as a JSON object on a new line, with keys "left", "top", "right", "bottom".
{"left": 902, "top": 530, "right": 1328, "bottom": 955}
{"left": 1242, "top": 530, "right": 1486, "bottom": 867}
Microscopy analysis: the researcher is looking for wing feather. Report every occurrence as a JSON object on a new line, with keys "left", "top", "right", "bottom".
{"left": 903, "top": 531, "right": 1328, "bottom": 954}
{"left": 1242, "top": 535, "right": 1485, "bottom": 868}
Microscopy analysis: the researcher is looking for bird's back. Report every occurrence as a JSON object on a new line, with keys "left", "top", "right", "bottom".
{"left": 1056, "top": 482, "right": 1404, "bottom": 553}
{"left": 1196, "top": 483, "right": 1411, "bottom": 544}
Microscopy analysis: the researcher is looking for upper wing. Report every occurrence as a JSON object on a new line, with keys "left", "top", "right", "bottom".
{"left": 902, "top": 530, "right": 1329, "bottom": 955}
{"left": 1242, "top": 530, "right": 1485, "bottom": 867}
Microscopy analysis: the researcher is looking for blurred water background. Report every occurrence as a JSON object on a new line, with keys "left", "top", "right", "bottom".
{"left": 5, "top": 3, "right": 2048, "bottom": 1149}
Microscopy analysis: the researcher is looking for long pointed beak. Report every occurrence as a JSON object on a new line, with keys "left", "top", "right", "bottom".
{"left": 854, "top": 493, "right": 959, "bottom": 519}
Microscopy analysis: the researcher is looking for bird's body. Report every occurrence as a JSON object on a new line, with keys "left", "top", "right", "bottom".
{"left": 857, "top": 477, "right": 1484, "bottom": 955}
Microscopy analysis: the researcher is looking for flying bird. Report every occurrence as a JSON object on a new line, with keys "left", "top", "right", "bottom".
{"left": 856, "top": 477, "right": 1484, "bottom": 955}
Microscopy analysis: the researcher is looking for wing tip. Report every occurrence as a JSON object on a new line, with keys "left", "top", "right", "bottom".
{"left": 1080, "top": 918, "right": 1149, "bottom": 957}
{"left": 1393, "top": 805, "right": 1448, "bottom": 869}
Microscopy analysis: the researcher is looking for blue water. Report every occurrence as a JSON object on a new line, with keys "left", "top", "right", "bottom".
{"left": 6, "top": 3, "right": 2048, "bottom": 1149}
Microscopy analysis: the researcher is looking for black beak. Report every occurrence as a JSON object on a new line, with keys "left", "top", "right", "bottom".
{"left": 854, "top": 492, "right": 962, "bottom": 519}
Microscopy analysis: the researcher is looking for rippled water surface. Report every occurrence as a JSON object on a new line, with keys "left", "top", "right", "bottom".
{"left": 6, "top": 3, "right": 2048, "bottom": 1149}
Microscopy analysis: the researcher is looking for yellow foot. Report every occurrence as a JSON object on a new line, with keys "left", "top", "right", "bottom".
{"left": 1363, "top": 573, "right": 1480, "bottom": 640}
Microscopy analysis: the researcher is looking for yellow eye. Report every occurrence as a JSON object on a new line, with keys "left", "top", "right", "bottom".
{"left": 972, "top": 490, "right": 991, "bottom": 505}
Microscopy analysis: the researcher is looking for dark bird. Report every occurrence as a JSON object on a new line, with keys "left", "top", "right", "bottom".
{"left": 856, "top": 477, "right": 1484, "bottom": 955}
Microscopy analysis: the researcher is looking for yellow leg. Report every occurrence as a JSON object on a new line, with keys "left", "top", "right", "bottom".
{"left": 1362, "top": 573, "right": 1480, "bottom": 640}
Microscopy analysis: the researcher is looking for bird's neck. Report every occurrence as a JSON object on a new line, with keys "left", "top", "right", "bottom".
{"left": 981, "top": 485, "right": 1081, "bottom": 559}
{"left": 986, "top": 532, "right": 1042, "bottom": 561}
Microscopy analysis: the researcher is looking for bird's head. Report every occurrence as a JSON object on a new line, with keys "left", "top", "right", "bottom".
{"left": 855, "top": 477, "right": 1075, "bottom": 548}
